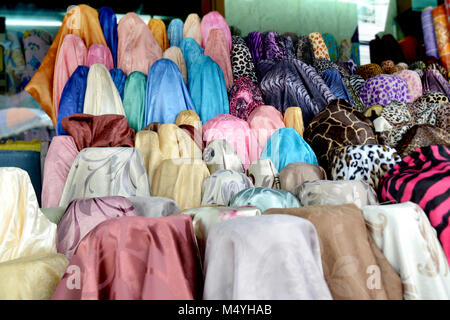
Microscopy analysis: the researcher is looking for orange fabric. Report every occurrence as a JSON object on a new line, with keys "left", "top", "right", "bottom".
{"left": 432, "top": 5, "right": 450, "bottom": 71}
{"left": 148, "top": 19, "right": 169, "bottom": 51}
{"left": 25, "top": 5, "right": 106, "bottom": 127}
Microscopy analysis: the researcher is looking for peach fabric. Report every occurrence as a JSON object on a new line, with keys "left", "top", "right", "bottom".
{"left": 183, "top": 13, "right": 202, "bottom": 45}
{"left": 204, "top": 29, "right": 233, "bottom": 90}
{"left": 163, "top": 46, "right": 187, "bottom": 83}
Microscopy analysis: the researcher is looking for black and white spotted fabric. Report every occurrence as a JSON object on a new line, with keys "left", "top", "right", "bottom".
{"left": 231, "top": 35, "right": 258, "bottom": 83}
{"left": 313, "top": 58, "right": 348, "bottom": 77}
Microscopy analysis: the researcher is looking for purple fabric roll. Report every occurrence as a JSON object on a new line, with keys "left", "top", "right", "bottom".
{"left": 422, "top": 8, "right": 440, "bottom": 59}
{"left": 256, "top": 59, "right": 277, "bottom": 84}
{"left": 360, "top": 74, "right": 411, "bottom": 107}
{"left": 423, "top": 69, "right": 450, "bottom": 97}
{"left": 264, "top": 31, "right": 288, "bottom": 61}
{"left": 247, "top": 31, "right": 265, "bottom": 66}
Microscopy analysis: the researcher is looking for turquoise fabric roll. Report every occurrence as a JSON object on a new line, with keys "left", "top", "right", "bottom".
{"left": 322, "top": 33, "right": 340, "bottom": 62}
{"left": 123, "top": 71, "right": 147, "bottom": 132}
{"left": 229, "top": 187, "right": 301, "bottom": 213}
{"left": 260, "top": 128, "right": 318, "bottom": 172}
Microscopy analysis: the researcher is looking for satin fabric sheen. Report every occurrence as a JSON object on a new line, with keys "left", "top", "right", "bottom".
{"left": 86, "top": 44, "right": 114, "bottom": 70}
{"left": 52, "top": 215, "right": 203, "bottom": 300}
{"left": 204, "top": 29, "right": 233, "bottom": 90}
{"left": 163, "top": 46, "right": 188, "bottom": 84}
{"left": 202, "top": 139, "right": 244, "bottom": 175}
{"left": 109, "top": 68, "right": 127, "bottom": 100}
{"left": 247, "top": 105, "right": 285, "bottom": 150}
{"left": 167, "top": 18, "right": 184, "bottom": 47}
{"left": 200, "top": 11, "right": 232, "bottom": 51}
{"left": 127, "top": 196, "right": 179, "bottom": 218}
{"left": 280, "top": 162, "right": 327, "bottom": 192}
{"left": 99, "top": 7, "right": 118, "bottom": 67}
{"left": 283, "top": 107, "right": 304, "bottom": 137}
{"left": 122, "top": 71, "right": 147, "bottom": 132}
{"left": 148, "top": 18, "right": 169, "bottom": 51}
{"left": 184, "top": 14, "right": 202, "bottom": 46}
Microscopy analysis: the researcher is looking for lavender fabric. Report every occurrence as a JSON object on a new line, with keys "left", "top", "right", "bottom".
{"left": 246, "top": 31, "right": 265, "bottom": 66}
{"left": 360, "top": 74, "right": 411, "bottom": 107}
{"left": 422, "top": 69, "right": 450, "bottom": 98}
{"left": 264, "top": 31, "right": 288, "bottom": 61}
{"left": 255, "top": 59, "right": 277, "bottom": 84}
{"left": 260, "top": 59, "right": 336, "bottom": 125}
{"left": 421, "top": 8, "right": 440, "bottom": 59}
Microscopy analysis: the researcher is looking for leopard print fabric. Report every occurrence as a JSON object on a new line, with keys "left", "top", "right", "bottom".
{"left": 330, "top": 144, "right": 401, "bottom": 191}
{"left": 396, "top": 124, "right": 450, "bottom": 158}
{"left": 417, "top": 92, "right": 449, "bottom": 104}
{"left": 231, "top": 35, "right": 258, "bottom": 83}
{"left": 355, "top": 63, "right": 383, "bottom": 80}
{"left": 381, "top": 60, "right": 397, "bottom": 74}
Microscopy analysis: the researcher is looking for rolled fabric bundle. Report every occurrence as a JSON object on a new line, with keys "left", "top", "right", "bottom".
{"left": 167, "top": 18, "right": 184, "bottom": 47}
{"left": 200, "top": 11, "right": 232, "bottom": 51}
{"left": 396, "top": 62, "right": 409, "bottom": 71}
{"left": 230, "top": 35, "right": 257, "bottom": 83}
{"left": 163, "top": 46, "right": 187, "bottom": 83}
{"left": 86, "top": 44, "right": 113, "bottom": 69}
{"left": 176, "top": 110, "right": 202, "bottom": 132}
{"left": 22, "top": 30, "right": 52, "bottom": 82}
{"left": 279, "top": 162, "right": 326, "bottom": 193}
{"left": 148, "top": 18, "right": 169, "bottom": 51}
{"left": 83, "top": 63, "right": 125, "bottom": 116}
{"left": 52, "top": 215, "right": 203, "bottom": 300}
{"left": 41, "top": 136, "right": 79, "bottom": 208}
{"left": 246, "top": 31, "right": 265, "bottom": 66}
{"left": 283, "top": 107, "right": 304, "bottom": 137}
{"left": 417, "top": 91, "right": 449, "bottom": 104}
{"left": 375, "top": 100, "right": 413, "bottom": 147}
{"left": 393, "top": 70, "right": 423, "bottom": 102}
{"left": 360, "top": 74, "right": 411, "bottom": 107}
{"left": 202, "top": 114, "right": 260, "bottom": 170}
{"left": 422, "top": 69, "right": 450, "bottom": 97}
{"left": 59, "top": 147, "right": 151, "bottom": 208}
{"left": 313, "top": 58, "right": 349, "bottom": 77}
{"left": 183, "top": 13, "right": 202, "bottom": 46}
{"left": 180, "top": 37, "right": 204, "bottom": 74}
{"left": 117, "top": 12, "right": 162, "bottom": 76}
{"left": 351, "top": 42, "right": 360, "bottom": 66}
{"left": 122, "top": 71, "right": 147, "bottom": 132}
{"left": 228, "top": 76, "right": 263, "bottom": 119}
{"left": 422, "top": 8, "right": 439, "bottom": 59}
{"left": 410, "top": 60, "right": 427, "bottom": 71}
{"left": 296, "top": 35, "right": 315, "bottom": 66}
{"left": 399, "top": 36, "right": 418, "bottom": 64}
{"left": 247, "top": 159, "right": 280, "bottom": 189}
{"left": 427, "top": 56, "right": 449, "bottom": 79}
{"left": 362, "top": 202, "right": 450, "bottom": 300}
{"left": 264, "top": 31, "right": 288, "bottom": 61}
{"left": 308, "top": 32, "right": 330, "bottom": 60}
{"left": 202, "top": 139, "right": 244, "bottom": 175}
{"left": 201, "top": 169, "right": 253, "bottom": 206}
{"left": 127, "top": 196, "right": 179, "bottom": 218}
{"left": 379, "top": 145, "right": 450, "bottom": 264}
{"left": 355, "top": 63, "right": 383, "bottom": 80}
{"left": 260, "top": 128, "right": 318, "bottom": 172}
{"left": 283, "top": 36, "right": 296, "bottom": 59}
{"left": 432, "top": 5, "right": 450, "bottom": 71}
{"left": 229, "top": 187, "right": 300, "bottom": 213}
{"left": 339, "top": 39, "right": 352, "bottom": 62}
{"left": 293, "top": 180, "right": 379, "bottom": 208}
{"left": 99, "top": 7, "right": 118, "bottom": 67}
{"left": 57, "top": 196, "right": 138, "bottom": 260}
{"left": 342, "top": 59, "right": 357, "bottom": 75}
{"left": 145, "top": 59, "right": 195, "bottom": 125}
{"left": 181, "top": 205, "right": 261, "bottom": 260}
{"left": 322, "top": 33, "right": 339, "bottom": 62}
{"left": 61, "top": 113, "right": 135, "bottom": 151}
{"left": 264, "top": 204, "right": 403, "bottom": 300}
{"left": 53, "top": 34, "right": 87, "bottom": 117}
{"left": 247, "top": 105, "right": 285, "bottom": 149}
{"left": 152, "top": 158, "right": 210, "bottom": 210}
{"left": 204, "top": 29, "right": 233, "bottom": 90}
{"left": 25, "top": 5, "right": 107, "bottom": 127}
{"left": 321, "top": 69, "right": 354, "bottom": 105}
{"left": 109, "top": 68, "right": 126, "bottom": 100}
{"left": 56, "top": 65, "right": 89, "bottom": 136}
{"left": 381, "top": 60, "right": 397, "bottom": 74}
{"left": 255, "top": 59, "right": 277, "bottom": 83}
{"left": 203, "top": 214, "right": 333, "bottom": 300}
{"left": 0, "top": 254, "right": 69, "bottom": 300}
{"left": 330, "top": 144, "right": 402, "bottom": 191}
{"left": 283, "top": 32, "right": 299, "bottom": 47}
{"left": 363, "top": 105, "right": 384, "bottom": 122}
{"left": 0, "top": 167, "right": 58, "bottom": 263}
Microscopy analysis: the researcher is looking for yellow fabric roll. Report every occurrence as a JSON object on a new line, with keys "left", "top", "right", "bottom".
{"left": 152, "top": 158, "right": 210, "bottom": 210}
{"left": 175, "top": 110, "right": 202, "bottom": 131}
{"left": 363, "top": 105, "right": 384, "bottom": 118}
{"left": 135, "top": 123, "right": 202, "bottom": 186}
{"left": 0, "top": 140, "right": 41, "bottom": 152}
{"left": 0, "top": 167, "right": 57, "bottom": 263}
{"left": 163, "top": 46, "right": 188, "bottom": 84}
{"left": 24, "top": 5, "right": 107, "bottom": 127}
{"left": 0, "top": 254, "right": 69, "bottom": 300}
{"left": 284, "top": 107, "right": 304, "bottom": 137}
{"left": 183, "top": 13, "right": 202, "bottom": 46}
{"left": 148, "top": 18, "right": 169, "bottom": 51}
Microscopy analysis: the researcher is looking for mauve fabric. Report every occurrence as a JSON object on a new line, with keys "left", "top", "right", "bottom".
{"left": 263, "top": 204, "right": 403, "bottom": 300}
{"left": 260, "top": 59, "right": 336, "bottom": 125}
{"left": 99, "top": 7, "right": 118, "bottom": 67}
{"left": 117, "top": 13, "right": 162, "bottom": 76}
{"left": 53, "top": 34, "right": 87, "bottom": 116}
{"left": 204, "top": 29, "right": 233, "bottom": 90}
{"left": 109, "top": 68, "right": 126, "bottom": 100}
{"left": 247, "top": 31, "right": 265, "bottom": 66}
{"left": 247, "top": 105, "right": 285, "bottom": 150}
{"left": 127, "top": 196, "right": 180, "bottom": 218}
{"left": 167, "top": 18, "right": 184, "bottom": 47}
{"left": 260, "top": 128, "right": 318, "bottom": 172}
{"left": 203, "top": 215, "right": 332, "bottom": 300}
{"left": 123, "top": 71, "right": 147, "bottom": 132}
{"left": 56, "top": 65, "right": 89, "bottom": 136}
{"left": 280, "top": 162, "right": 327, "bottom": 192}
{"left": 61, "top": 113, "right": 135, "bottom": 151}
{"left": 422, "top": 69, "right": 450, "bottom": 97}
{"left": 41, "top": 136, "right": 78, "bottom": 208}
{"left": 163, "top": 46, "right": 187, "bottom": 84}
{"left": 183, "top": 14, "right": 202, "bottom": 46}
{"left": 86, "top": 44, "right": 114, "bottom": 70}
{"left": 52, "top": 215, "right": 203, "bottom": 300}
{"left": 264, "top": 31, "right": 287, "bottom": 61}
{"left": 57, "top": 196, "right": 138, "bottom": 260}
{"left": 202, "top": 114, "right": 260, "bottom": 170}
{"left": 148, "top": 19, "right": 169, "bottom": 51}
{"left": 422, "top": 8, "right": 439, "bottom": 59}
{"left": 228, "top": 77, "right": 265, "bottom": 121}
{"left": 145, "top": 59, "right": 195, "bottom": 125}
{"left": 200, "top": 11, "right": 232, "bottom": 51}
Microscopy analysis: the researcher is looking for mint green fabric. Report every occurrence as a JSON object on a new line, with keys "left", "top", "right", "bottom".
{"left": 123, "top": 71, "right": 147, "bottom": 132}
{"left": 40, "top": 207, "right": 66, "bottom": 225}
